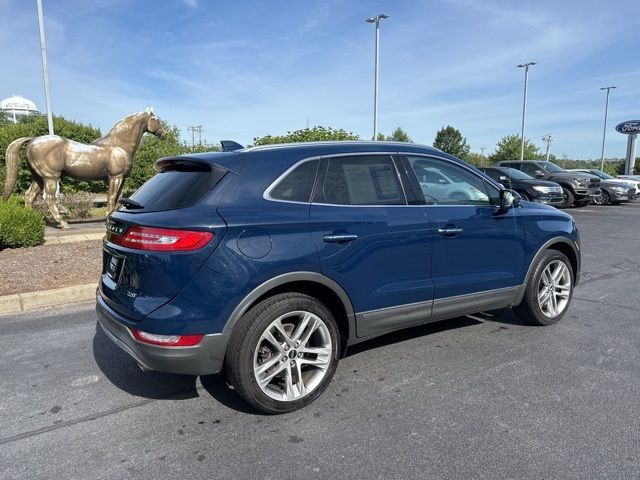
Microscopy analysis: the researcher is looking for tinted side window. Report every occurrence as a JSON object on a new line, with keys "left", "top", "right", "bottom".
{"left": 270, "top": 160, "right": 319, "bottom": 203}
{"left": 482, "top": 168, "right": 503, "bottom": 182}
{"left": 519, "top": 163, "right": 539, "bottom": 176}
{"left": 406, "top": 156, "right": 491, "bottom": 206}
{"left": 320, "top": 155, "right": 405, "bottom": 206}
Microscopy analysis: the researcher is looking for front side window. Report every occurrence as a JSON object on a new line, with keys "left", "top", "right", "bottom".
{"left": 407, "top": 156, "right": 494, "bottom": 206}
{"left": 538, "top": 161, "right": 565, "bottom": 173}
{"left": 320, "top": 155, "right": 405, "bottom": 205}
{"left": 270, "top": 160, "right": 319, "bottom": 203}
{"left": 519, "top": 163, "right": 540, "bottom": 176}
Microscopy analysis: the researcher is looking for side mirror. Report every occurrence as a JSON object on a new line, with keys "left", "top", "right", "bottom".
{"left": 499, "top": 189, "right": 518, "bottom": 209}
{"left": 534, "top": 170, "right": 545, "bottom": 178}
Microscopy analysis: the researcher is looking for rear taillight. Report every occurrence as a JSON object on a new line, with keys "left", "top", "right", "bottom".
{"left": 108, "top": 226, "right": 213, "bottom": 251}
{"left": 131, "top": 329, "right": 204, "bottom": 347}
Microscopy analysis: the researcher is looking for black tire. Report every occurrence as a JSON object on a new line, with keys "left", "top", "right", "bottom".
{"left": 514, "top": 249, "right": 574, "bottom": 326}
{"left": 559, "top": 187, "right": 574, "bottom": 209}
{"left": 226, "top": 293, "right": 340, "bottom": 414}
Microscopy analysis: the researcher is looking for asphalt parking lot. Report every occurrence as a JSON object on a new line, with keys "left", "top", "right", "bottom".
{"left": 1, "top": 202, "right": 639, "bottom": 480}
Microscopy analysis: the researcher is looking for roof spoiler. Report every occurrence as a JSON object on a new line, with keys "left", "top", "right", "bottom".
{"left": 220, "top": 140, "right": 244, "bottom": 152}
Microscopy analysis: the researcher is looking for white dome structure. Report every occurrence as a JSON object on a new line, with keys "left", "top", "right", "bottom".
{"left": 0, "top": 95, "right": 40, "bottom": 123}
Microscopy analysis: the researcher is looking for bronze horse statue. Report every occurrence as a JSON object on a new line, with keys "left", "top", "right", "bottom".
{"left": 3, "top": 108, "right": 166, "bottom": 228}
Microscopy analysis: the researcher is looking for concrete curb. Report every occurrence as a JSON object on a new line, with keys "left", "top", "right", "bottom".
{"left": 0, "top": 283, "right": 97, "bottom": 316}
{"left": 44, "top": 233, "right": 104, "bottom": 245}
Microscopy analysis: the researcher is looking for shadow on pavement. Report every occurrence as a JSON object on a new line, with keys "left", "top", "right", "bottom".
{"left": 199, "top": 375, "right": 261, "bottom": 415}
{"left": 92, "top": 323, "right": 199, "bottom": 401}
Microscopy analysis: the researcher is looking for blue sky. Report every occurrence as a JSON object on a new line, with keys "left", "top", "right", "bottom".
{"left": 1, "top": 0, "right": 638, "bottom": 159}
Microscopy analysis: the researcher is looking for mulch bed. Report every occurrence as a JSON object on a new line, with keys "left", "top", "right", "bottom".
{"left": 0, "top": 240, "right": 103, "bottom": 296}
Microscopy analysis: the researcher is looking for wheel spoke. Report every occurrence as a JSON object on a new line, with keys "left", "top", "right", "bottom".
{"left": 291, "top": 312, "right": 313, "bottom": 343}
{"left": 550, "top": 292, "right": 558, "bottom": 316}
{"left": 541, "top": 268, "right": 552, "bottom": 286}
{"left": 295, "top": 361, "right": 306, "bottom": 397}
{"left": 273, "top": 318, "right": 293, "bottom": 347}
{"left": 284, "top": 364, "right": 295, "bottom": 400}
{"left": 256, "top": 361, "right": 287, "bottom": 388}
{"left": 255, "top": 352, "right": 284, "bottom": 376}
{"left": 551, "top": 263, "right": 566, "bottom": 283}
{"left": 263, "top": 330, "right": 284, "bottom": 353}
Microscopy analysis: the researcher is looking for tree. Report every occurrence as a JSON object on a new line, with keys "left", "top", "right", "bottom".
{"left": 488, "top": 134, "right": 539, "bottom": 164}
{"left": 0, "top": 111, "right": 10, "bottom": 125}
{"left": 466, "top": 152, "right": 487, "bottom": 167}
{"left": 433, "top": 125, "right": 470, "bottom": 159}
{"left": 253, "top": 126, "right": 359, "bottom": 146}
{"left": 376, "top": 127, "right": 413, "bottom": 143}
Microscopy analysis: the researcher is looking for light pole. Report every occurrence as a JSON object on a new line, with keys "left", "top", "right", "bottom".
{"left": 366, "top": 14, "right": 388, "bottom": 141}
{"left": 36, "top": 0, "right": 54, "bottom": 136}
{"left": 599, "top": 86, "right": 616, "bottom": 171}
{"left": 542, "top": 133, "right": 552, "bottom": 161}
{"left": 517, "top": 62, "right": 536, "bottom": 160}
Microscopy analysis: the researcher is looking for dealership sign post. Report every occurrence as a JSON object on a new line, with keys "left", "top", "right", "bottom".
{"left": 616, "top": 121, "right": 639, "bottom": 174}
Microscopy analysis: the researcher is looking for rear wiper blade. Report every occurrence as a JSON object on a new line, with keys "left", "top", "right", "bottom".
{"left": 118, "top": 197, "right": 144, "bottom": 209}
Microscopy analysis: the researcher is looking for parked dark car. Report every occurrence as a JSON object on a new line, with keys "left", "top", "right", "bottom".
{"left": 568, "top": 169, "right": 637, "bottom": 205}
{"left": 478, "top": 166, "right": 563, "bottom": 206}
{"left": 498, "top": 160, "right": 600, "bottom": 208}
{"left": 96, "top": 142, "right": 581, "bottom": 413}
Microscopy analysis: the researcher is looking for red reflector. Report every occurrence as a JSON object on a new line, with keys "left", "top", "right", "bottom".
{"left": 108, "top": 226, "right": 213, "bottom": 251}
{"left": 131, "top": 329, "right": 204, "bottom": 347}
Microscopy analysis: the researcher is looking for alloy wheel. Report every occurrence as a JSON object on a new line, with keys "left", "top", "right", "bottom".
{"left": 253, "top": 311, "right": 332, "bottom": 401}
{"left": 537, "top": 260, "right": 571, "bottom": 318}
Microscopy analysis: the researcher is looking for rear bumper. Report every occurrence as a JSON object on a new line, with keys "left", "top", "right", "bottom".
{"left": 96, "top": 292, "right": 228, "bottom": 376}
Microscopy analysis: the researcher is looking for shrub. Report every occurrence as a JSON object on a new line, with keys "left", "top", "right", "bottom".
{"left": 33, "top": 192, "right": 95, "bottom": 221}
{"left": 0, "top": 197, "right": 45, "bottom": 249}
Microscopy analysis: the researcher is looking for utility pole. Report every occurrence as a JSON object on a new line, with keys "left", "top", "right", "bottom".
{"left": 366, "top": 14, "right": 389, "bottom": 141}
{"left": 542, "top": 134, "right": 552, "bottom": 161}
{"left": 517, "top": 62, "right": 536, "bottom": 160}
{"left": 599, "top": 86, "right": 616, "bottom": 171}
{"left": 480, "top": 147, "right": 486, "bottom": 156}
{"left": 36, "top": 0, "right": 54, "bottom": 136}
{"left": 187, "top": 125, "right": 203, "bottom": 147}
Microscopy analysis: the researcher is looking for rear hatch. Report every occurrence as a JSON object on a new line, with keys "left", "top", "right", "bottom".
{"left": 99, "top": 154, "right": 242, "bottom": 321}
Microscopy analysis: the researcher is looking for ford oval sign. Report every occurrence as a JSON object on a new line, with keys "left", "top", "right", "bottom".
{"left": 615, "top": 120, "right": 640, "bottom": 135}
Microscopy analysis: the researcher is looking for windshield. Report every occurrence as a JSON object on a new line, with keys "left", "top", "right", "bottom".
{"left": 502, "top": 168, "right": 532, "bottom": 180}
{"left": 591, "top": 170, "right": 613, "bottom": 180}
{"left": 539, "top": 161, "right": 565, "bottom": 173}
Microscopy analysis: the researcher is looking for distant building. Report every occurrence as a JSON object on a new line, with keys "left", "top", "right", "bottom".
{"left": 0, "top": 95, "right": 40, "bottom": 123}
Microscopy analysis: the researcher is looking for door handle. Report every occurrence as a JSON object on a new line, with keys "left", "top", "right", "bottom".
{"left": 323, "top": 233, "right": 358, "bottom": 243}
{"left": 438, "top": 227, "right": 463, "bottom": 236}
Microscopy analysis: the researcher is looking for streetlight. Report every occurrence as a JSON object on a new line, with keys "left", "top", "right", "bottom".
{"left": 517, "top": 62, "right": 536, "bottom": 160}
{"left": 599, "top": 86, "right": 616, "bottom": 171}
{"left": 36, "top": 0, "right": 54, "bottom": 136}
{"left": 366, "top": 14, "right": 389, "bottom": 141}
{"left": 542, "top": 133, "right": 552, "bottom": 161}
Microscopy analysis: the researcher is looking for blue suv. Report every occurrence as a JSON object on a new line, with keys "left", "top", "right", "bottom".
{"left": 96, "top": 142, "right": 580, "bottom": 413}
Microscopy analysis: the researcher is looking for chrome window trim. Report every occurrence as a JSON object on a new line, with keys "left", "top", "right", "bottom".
{"left": 263, "top": 151, "right": 410, "bottom": 207}
{"left": 262, "top": 156, "right": 322, "bottom": 204}
{"left": 262, "top": 150, "right": 504, "bottom": 208}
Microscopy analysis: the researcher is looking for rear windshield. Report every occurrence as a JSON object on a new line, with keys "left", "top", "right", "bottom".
{"left": 123, "top": 160, "right": 227, "bottom": 212}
